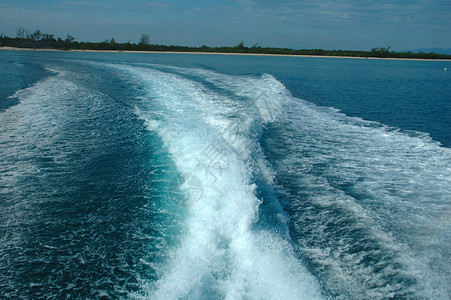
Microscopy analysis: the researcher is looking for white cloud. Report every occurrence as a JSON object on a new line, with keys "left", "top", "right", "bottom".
{"left": 146, "top": 2, "right": 173, "bottom": 10}
{"left": 233, "top": 0, "right": 258, "bottom": 7}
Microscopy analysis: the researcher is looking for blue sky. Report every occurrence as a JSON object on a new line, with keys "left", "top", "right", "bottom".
{"left": 1, "top": 0, "right": 450, "bottom": 51}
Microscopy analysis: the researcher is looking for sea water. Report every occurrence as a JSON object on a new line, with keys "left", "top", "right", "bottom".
{"left": 0, "top": 50, "right": 450, "bottom": 299}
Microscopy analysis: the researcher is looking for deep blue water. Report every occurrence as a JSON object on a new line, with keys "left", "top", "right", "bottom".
{"left": 0, "top": 50, "right": 450, "bottom": 299}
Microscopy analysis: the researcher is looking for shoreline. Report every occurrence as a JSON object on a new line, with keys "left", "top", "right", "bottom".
{"left": 1, "top": 46, "right": 450, "bottom": 61}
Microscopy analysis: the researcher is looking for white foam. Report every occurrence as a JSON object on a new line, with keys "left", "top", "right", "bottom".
{"left": 0, "top": 68, "right": 124, "bottom": 280}
{"left": 270, "top": 95, "right": 451, "bottom": 299}
{"left": 114, "top": 65, "right": 324, "bottom": 299}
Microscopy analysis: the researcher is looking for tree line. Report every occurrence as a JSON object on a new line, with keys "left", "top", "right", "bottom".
{"left": 1, "top": 29, "right": 450, "bottom": 60}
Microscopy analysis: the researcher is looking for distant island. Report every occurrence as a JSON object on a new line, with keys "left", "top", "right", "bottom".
{"left": 2, "top": 30, "right": 451, "bottom": 60}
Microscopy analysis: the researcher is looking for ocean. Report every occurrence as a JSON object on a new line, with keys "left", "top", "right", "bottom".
{"left": 0, "top": 50, "right": 450, "bottom": 299}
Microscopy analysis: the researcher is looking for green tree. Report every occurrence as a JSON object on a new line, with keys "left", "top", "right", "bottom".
{"left": 236, "top": 41, "right": 245, "bottom": 49}
{"left": 371, "top": 46, "right": 392, "bottom": 57}
{"left": 139, "top": 34, "right": 150, "bottom": 45}
{"left": 16, "top": 28, "right": 27, "bottom": 39}
{"left": 65, "top": 34, "right": 75, "bottom": 43}
{"left": 42, "top": 33, "right": 55, "bottom": 41}
{"left": 30, "top": 30, "right": 42, "bottom": 41}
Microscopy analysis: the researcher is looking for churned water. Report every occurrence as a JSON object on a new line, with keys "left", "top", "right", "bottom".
{"left": 0, "top": 51, "right": 450, "bottom": 299}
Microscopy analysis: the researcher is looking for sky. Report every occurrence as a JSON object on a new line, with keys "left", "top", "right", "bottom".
{"left": 1, "top": 0, "right": 450, "bottom": 51}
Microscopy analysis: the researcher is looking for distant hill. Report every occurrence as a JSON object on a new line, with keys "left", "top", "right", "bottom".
{"left": 412, "top": 48, "right": 451, "bottom": 55}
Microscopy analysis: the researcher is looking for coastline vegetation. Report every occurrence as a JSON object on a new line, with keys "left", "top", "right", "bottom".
{"left": 1, "top": 29, "right": 451, "bottom": 60}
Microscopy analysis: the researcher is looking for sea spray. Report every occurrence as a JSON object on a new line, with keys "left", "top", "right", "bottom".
{"left": 119, "top": 65, "right": 324, "bottom": 299}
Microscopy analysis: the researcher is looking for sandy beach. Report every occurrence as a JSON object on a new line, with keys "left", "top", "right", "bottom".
{"left": 1, "top": 46, "right": 450, "bottom": 61}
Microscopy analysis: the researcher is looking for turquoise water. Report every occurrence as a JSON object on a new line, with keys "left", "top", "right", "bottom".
{"left": 0, "top": 51, "right": 450, "bottom": 299}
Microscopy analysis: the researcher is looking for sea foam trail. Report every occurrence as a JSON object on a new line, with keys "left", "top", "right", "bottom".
{"left": 170, "top": 64, "right": 451, "bottom": 298}
{"left": 112, "top": 64, "right": 324, "bottom": 299}
{"left": 265, "top": 96, "right": 451, "bottom": 299}
{"left": 0, "top": 66, "right": 168, "bottom": 298}
{"left": 0, "top": 70, "right": 79, "bottom": 201}
{"left": 0, "top": 70, "right": 115, "bottom": 297}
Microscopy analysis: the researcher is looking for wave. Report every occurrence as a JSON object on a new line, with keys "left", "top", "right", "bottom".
{"left": 0, "top": 66, "right": 165, "bottom": 298}
{"left": 3, "top": 59, "right": 449, "bottom": 299}
{"left": 112, "top": 64, "right": 325, "bottom": 299}
{"left": 265, "top": 95, "right": 451, "bottom": 298}
{"left": 107, "top": 62, "right": 451, "bottom": 299}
